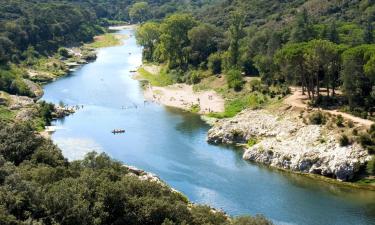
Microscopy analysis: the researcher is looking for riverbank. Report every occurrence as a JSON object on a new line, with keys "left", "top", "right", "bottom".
{"left": 207, "top": 105, "right": 375, "bottom": 185}
{"left": 135, "top": 65, "right": 225, "bottom": 114}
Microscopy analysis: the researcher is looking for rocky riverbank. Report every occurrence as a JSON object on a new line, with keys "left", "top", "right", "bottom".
{"left": 207, "top": 108, "right": 370, "bottom": 181}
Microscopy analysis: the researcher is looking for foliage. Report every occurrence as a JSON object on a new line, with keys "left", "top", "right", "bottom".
{"left": 136, "top": 22, "right": 161, "bottom": 61}
{"left": 213, "top": 93, "right": 268, "bottom": 118}
{"left": 226, "top": 69, "right": 244, "bottom": 91}
{"left": 247, "top": 138, "right": 258, "bottom": 147}
{"left": 208, "top": 52, "right": 223, "bottom": 74}
{"left": 129, "top": 2, "right": 151, "bottom": 23}
{"left": 309, "top": 111, "right": 327, "bottom": 125}
{"left": 137, "top": 67, "right": 173, "bottom": 87}
{"left": 86, "top": 34, "right": 122, "bottom": 49}
{"left": 0, "top": 122, "right": 273, "bottom": 225}
{"left": 339, "top": 134, "right": 350, "bottom": 147}
{"left": 367, "top": 156, "right": 375, "bottom": 175}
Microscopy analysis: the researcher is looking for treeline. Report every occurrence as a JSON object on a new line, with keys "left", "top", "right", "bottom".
{"left": 136, "top": 1, "right": 375, "bottom": 119}
{"left": 0, "top": 122, "right": 272, "bottom": 225}
{"left": 0, "top": 0, "right": 210, "bottom": 65}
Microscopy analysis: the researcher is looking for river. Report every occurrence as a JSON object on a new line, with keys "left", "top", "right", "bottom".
{"left": 42, "top": 28, "right": 375, "bottom": 225}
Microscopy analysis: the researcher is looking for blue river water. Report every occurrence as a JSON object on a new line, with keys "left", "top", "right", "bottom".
{"left": 42, "top": 28, "right": 375, "bottom": 225}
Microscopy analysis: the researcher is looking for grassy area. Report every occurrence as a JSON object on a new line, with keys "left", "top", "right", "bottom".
{"left": 137, "top": 67, "right": 173, "bottom": 87}
{"left": 209, "top": 92, "right": 270, "bottom": 118}
{"left": 0, "top": 106, "right": 15, "bottom": 122}
{"left": 31, "top": 57, "right": 67, "bottom": 77}
{"left": 86, "top": 33, "right": 124, "bottom": 48}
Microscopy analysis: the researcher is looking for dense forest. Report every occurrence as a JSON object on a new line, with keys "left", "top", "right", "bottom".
{"left": 136, "top": 0, "right": 375, "bottom": 119}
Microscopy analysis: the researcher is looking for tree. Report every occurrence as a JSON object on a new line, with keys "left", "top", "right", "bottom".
{"left": 0, "top": 122, "right": 43, "bottom": 165}
{"left": 188, "top": 24, "right": 221, "bottom": 66}
{"left": 275, "top": 42, "right": 309, "bottom": 96}
{"left": 327, "top": 21, "right": 340, "bottom": 43}
{"left": 208, "top": 52, "right": 223, "bottom": 74}
{"left": 157, "top": 14, "right": 197, "bottom": 69}
{"left": 341, "top": 45, "right": 375, "bottom": 110}
{"left": 290, "top": 8, "right": 314, "bottom": 43}
{"left": 129, "top": 2, "right": 151, "bottom": 23}
{"left": 228, "top": 11, "right": 245, "bottom": 68}
{"left": 304, "top": 40, "right": 340, "bottom": 98}
{"left": 226, "top": 69, "right": 243, "bottom": 91}
{"left": 364, "top": 19, "right": 374, "bottom": 44}
{"left": 136, "top": 22, "right": 161, "bottom": 61}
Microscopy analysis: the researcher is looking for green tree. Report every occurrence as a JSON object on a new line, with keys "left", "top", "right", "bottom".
{"left": 341, "top": 45, "right": 375, "bottom": 110}
{"left": 208, "top": 52, "right": 223, "bottom": 74}
{"left": 226, "top": 69, "right": 244, "bottom": 91}
{"left": 290, "top": 8, "right": 314, "bottom": 43}
{"left": 157, "top": 14, "right": 197, "bottom": 69}
{"left": 188, "top": 24, "right": 221, "bottom": 66}
{"left": 129, "top": 2, "right": 151, "bottom": 23}
{"left": 364, "top": 19, "right": 374, "bottom": 44}
{"left": 327, "top": 21, "right": 340, "bottom": 43}
{"left": 228, "top": 11, "right": 245, "bottom": 67}
{"left": 136, "top": 22, "right": 161, "bottom": 61}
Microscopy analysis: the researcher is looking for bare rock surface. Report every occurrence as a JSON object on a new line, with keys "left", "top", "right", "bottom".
{"left": 207, "top": 109, "right": 369, "bottom": 181}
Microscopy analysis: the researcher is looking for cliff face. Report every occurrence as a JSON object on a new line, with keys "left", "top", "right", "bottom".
{"left": 207, "top": 109, "right": 369, "bottom": 181}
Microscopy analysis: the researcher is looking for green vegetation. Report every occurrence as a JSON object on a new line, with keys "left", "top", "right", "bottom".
{"left": 0, "top": 122, "right": 273, "bottom": 225}
{"left": 134, "top": 0, "right": 375, "bottom": 121}
{"left": 86, "top": 33, "right": 124, "bottom": 49}
{"left": 309, "top": 111, "right": 327, "bottom": 125}
{"left": 247, "top": 138, "right": 258, "bottom": 147}
{"left": 190, "top": 104, "right": 201, "bottom": 113}
{"left": 137, "top": 67, "right": 173, "bottom": 87}
{"left": 339, "top": 134, "right": 350, "bottom": 147}
{"left": 212, "top": 93, "right": 269, "bottom": 118}
{"left": 0, "top": 106, "right": 14, "bottom": 122}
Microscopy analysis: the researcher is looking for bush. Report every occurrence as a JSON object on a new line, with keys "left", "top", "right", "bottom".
{"left": 247, "top": 138, "right": 258, "bottom": 147}
{"left": 189, "top": 70, "right": 201, "bottom": 84}
{"left": 208, "top": 52, "right": 222, "bottom": 74}
{"left": 309, "top": 111, "right": 326, "bottom": 125}
{"left": 58, "top": 47, "right": 70, "bottom": 58}
{"left": 0, "top": 122, "right": 43, "bottom": 165}
{"left": 232, "top": 215, "right": 273, "bottom": 225}
{"left": 336, "top": 115, "right": 344, "bottom": 127}
{"left": 367, "top": 157, "right": 375, "bottom": 175}
{"left": 226, "top": 69, "right": 243, "bottom": 91}
{"left": 339, "top": 134, "right": 350, "bottom": 146}
{"left": 358, "top": 133, "right": 373, "bottom": 147}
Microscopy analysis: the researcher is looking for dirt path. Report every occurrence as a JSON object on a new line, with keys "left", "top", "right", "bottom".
{"left": 284, "top": 87, "right": 374, "bottom": 127}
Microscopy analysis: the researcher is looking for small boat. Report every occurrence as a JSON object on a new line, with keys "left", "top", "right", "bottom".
{"left": 112, "top": 129, "right": 125, "bottom": 134}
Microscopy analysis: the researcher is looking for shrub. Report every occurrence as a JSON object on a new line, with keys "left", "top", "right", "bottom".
{"left": 249, "top": 79, "right": 262, "bottom": 92}
{"left": 309, "top": 111, "right": 326, "bottom": 125}
{"left": 247, "top": 138, "right": 258, "bottom": 147}
{"left": 358, "top": 133, "right": 373, "bottom": 147}
{"left": 336, "top": 115, "right": 344, "bottom": 127}
{"left": 208, "top": 52, "right": 222, "bottom": 75}
{"left": 339, "top": 134, "right": 350, "bottom": 146}
{"left": 58, "top": 47, "right": 70, "bottom": 58}
{"left": 189, "top": 70, "right": 201, "bottom": 84}
{"left": 226, "top": 69, "right": 244, "bottom": 91}
{"left": 367, "top": 157, "right": 375, "bottom": 175}
{"left": 232, "top": 215, "right": 273, "bottom": 225}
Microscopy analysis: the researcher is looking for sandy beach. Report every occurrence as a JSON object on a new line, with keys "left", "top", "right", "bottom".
{"left": 143, "top": 83, "right": 224, "bottom": 114}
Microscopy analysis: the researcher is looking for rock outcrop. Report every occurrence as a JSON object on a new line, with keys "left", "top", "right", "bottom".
{"left": 207, "top": 109, "right": 369, "bottom": 181}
